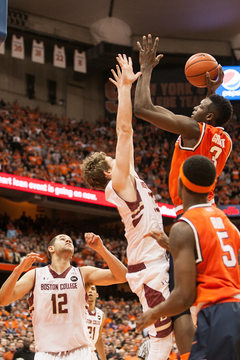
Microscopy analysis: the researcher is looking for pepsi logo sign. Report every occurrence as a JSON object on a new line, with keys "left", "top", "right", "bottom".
{"left": 215, "top": 66, "right": 240, "bottom": 100}
{"left": 222, "top": 69, "right": 240, "bottom": 90}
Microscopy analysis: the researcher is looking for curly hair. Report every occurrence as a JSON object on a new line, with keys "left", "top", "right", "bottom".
{"left": 208, "top": 94, "right": 233, "bottom": 127}
{"left": 81, "top": 152, "right": 111, "bottom": 190}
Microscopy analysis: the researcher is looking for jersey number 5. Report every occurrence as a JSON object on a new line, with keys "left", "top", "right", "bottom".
{"left": 217, "top": 231, "right": 237, "bottom": 268}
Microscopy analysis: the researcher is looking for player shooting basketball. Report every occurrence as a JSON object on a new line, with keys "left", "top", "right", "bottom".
{"left": 134, "top": 34, "right": 233, "bottom": 360}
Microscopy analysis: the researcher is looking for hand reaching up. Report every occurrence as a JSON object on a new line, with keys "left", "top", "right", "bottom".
{"left": 109, "top": 54, "right": 141, "bottom": 90}
{"left": 137, "top": 34, "right": 163, "bottom": 71}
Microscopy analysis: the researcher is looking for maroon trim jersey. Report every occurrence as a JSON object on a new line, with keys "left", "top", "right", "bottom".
{"left": 105, "top": 176, "right": 166, "bottom": 265}
{"left": 86, "top": 307, "right": 103, "bottom": 345}
{"left": 28, "top": 265, "right": 93, "bottom": 352}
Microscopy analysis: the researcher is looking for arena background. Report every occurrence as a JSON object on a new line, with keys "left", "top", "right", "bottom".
{"left": 0, "top": 0, "right": 240, "bottom": 299}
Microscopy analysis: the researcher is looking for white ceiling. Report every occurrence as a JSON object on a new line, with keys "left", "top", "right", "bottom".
{"left": 8, "top": 0, "right": 240, "bottom": 43}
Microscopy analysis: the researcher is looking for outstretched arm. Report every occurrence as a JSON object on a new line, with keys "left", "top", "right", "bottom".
{"left": 95, "top": 313, "right": 107, "bottom": 360}
{"left": 109, "top": 55, "right": 141, "bottom": 197}
{"left": 0, "top": 253, "right": 42, "bottom": 306}
{"left": 136, "top": 221, "right": 197, "bottom": 332}
{"left": 81, "top": 233, "right": 127, "bottom": 286}
{"left": 134, "top": 34, "right": 200, "bottom": 140}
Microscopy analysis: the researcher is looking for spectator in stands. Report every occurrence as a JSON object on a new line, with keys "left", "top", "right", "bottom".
{"left": 3, "top": 342, "right": 15, "bottom": 360}
{"left": 12, "top": 338, "right": 34, "bottom": 360}
{"left": 0, "top": 348, "right": 4, "bottom": 360}
{"left": 6, "top": 225, "right": 17, "bottom": 240}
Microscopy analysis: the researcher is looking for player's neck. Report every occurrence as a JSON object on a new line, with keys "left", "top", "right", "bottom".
{"left": 88, "top": 303, "right": 96, "bottom": 312}
{"left": 183, "top": 196, "right": 208, "bottom": 212}
{"left": 50, "top": 258, "right": 71, "bottom": 274}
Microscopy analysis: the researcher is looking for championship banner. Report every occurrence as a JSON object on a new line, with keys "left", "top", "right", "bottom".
{"left": 53, "top": 45, "right": 66, "bottom": 68}
{"left": 11, "top": 34, "right": 25, "bottom": 59}
{"left": 74, "top": 50, "right": 87, "bottom": 73}
{"left": 0, "top": 41, "right": 5, "bottom": 55}
{"left": 105, "top": 67, "right": 207, "bottom": 117}
{"left": 0, "top": 172, "right": 176, "bottom": 217}
{"left": 32, "top": 40, "right": 45, "bottom": 64}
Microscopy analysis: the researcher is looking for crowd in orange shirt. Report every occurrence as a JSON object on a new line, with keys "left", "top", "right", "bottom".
{"left": 0, "top": 100, "right": 172, "bottom": 204}
{"left": 0, "top": 99, "right": 240, "bottom": 208}
{"left": 0, "top": 99, "right": 240, "bottom": 206}
{"left": 0, "top": 210, "right": 127, "bottom": 269}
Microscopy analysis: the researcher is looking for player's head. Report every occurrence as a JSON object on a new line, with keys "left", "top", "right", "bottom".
{"left": 178, "top": 155, "right": 216, "bottom": 199}
{"left": 208, "top": 94, "right": 233, "bottom": 126}
{"left": 47, "top": 234, "right": 74, "bottom": 261}
{"left": 82, "top": 152, "right": 114, "bottom": 191}
{"left": 87, "top": 285, "right": 99, "bottom": 306}
{"left": 192, "top": 95, "right": 233, "bottom": 127}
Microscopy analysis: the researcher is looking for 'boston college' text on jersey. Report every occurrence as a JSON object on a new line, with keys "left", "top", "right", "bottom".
{"left": 86, "top": 307, "right": 104, "bottom": 345}
{"left": 28, "top": 266, "right": 94, "bottom": 353}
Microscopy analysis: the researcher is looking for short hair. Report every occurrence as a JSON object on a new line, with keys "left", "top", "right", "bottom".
{"left": 82, "top": 152, "right": 111, "bottom": 190}
{"left": 47, "top": 236, "right": 57, "bottom": 261}
{"left": 208, "top": 94, "right": 233, "bottom": 126}
{"left": 182, "top": 155, "right": 216, "bottom": 192}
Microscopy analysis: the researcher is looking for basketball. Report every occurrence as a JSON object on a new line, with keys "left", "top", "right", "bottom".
{"left": 184, "top": 53, "right": 219, "bottom": 88}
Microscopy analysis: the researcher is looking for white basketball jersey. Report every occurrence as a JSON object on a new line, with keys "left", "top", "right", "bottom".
{"left": 105, "top": 177, "right": 166, "bottom": 265}
{"left": 29, "top": 266, "right": 94, "bottom": 352}
{"left": 86, "top": 307, "right": 104, "bottom": 345}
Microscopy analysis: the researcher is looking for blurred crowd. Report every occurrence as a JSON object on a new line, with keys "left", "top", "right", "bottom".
{"left": 0, "top": 211, "right": 127, "bottom": 268}
{"left": 0, "top": 100, "right": 172, "bottom": 204}
{"left": 0, "top": 99, "right": 240, "bottom": 205}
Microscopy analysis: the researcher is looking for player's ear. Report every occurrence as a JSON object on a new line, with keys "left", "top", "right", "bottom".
{"left": 104, "top": 170, "right": 112, "bottom": 179}
{"left": 96, "top": 293, "right": 99, "bottom": 299}
{"left": 206, "top": 112, "right": 214, "bottom": 122}
{"left": 48, "top": 245, "right": 54, "bottom": 255}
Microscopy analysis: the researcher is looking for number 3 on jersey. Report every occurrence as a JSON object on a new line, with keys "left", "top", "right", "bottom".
{"left": 88, "top": 326, "right": 96, "bottom": 341}
{"left": 210, "top": 145, "right": 223, "bottom": 167}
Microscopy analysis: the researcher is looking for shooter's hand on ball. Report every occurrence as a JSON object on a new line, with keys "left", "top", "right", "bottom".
{"left": 206, "top": 64, "right": 224, "bottom": 96}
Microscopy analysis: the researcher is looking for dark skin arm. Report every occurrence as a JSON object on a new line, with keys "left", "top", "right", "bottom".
{"left": 134, "top": 34, "right": 224, "bottom": 146}
{"left": 136, "top": 221, "right": 197, "bottom": 333}
{"left": 143, "top": 230, "right": 170, "bottom": 251}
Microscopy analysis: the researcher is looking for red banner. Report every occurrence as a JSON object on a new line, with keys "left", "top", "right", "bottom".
{"left": 0, "top": 172, "right": 176, "bottom": 217}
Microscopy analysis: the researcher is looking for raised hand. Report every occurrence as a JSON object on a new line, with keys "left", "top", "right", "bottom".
{"left": 109, "top": 54, "right": 141, "bottom": 89}
{"left": 84, "top": 232, "right": 104, "bottom": 252}
{"left": 206, "top": 64, "right": 224, "bottom": 96}
{"left": 137, "top": 34, "right": 163, "bottom": 71}
{"left": 18, "top": 253, "right": 43, "bottom": 272}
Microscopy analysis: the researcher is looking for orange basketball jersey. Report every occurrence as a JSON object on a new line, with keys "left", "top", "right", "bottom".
{"left": 180, "top": 204, "right": 240, "bottom": 309}
{"left": 169, "top": 123, "right": 232, "bottom": 215}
